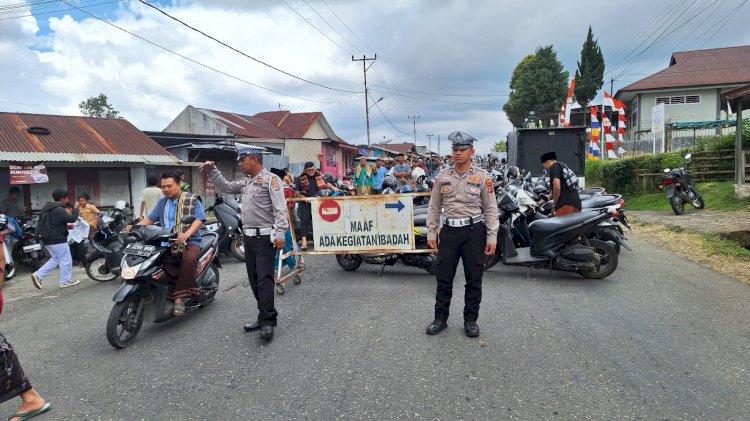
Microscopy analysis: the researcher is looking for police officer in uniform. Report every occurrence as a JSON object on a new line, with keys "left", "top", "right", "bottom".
{"left": 201, "top": 145, "right": 288, "bottom": 340}
{"left": 425, "top": 131, "right": 499, "bottom": 337}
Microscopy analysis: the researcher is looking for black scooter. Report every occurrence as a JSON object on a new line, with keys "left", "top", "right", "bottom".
{"left": 491, "top": 207, "right": 620, "bottom": 279}
{"left": 85, "top": 204, "right": 134, "bottom": 282}
{"left": 205, "top": 195, "right": 244, "bottom": 261}
{"left": 106, "top": 217, "right": 220, "bottom": 349}
{"left": 661, "top": 153, "right": 704, "bottom": 215}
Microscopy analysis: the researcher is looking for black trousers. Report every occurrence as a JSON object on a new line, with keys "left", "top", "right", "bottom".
{"left": 243, "top": 235, "right": 277, "bottom": 326}
{"left": 434, "top": 222, "right": 486, "bottom": 322}
{"left": 298, "top": 202, "right": 313, "bottom": 238}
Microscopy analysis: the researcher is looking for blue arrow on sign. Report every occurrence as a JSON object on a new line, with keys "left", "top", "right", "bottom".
{"left": 385, "top": 200, "right": 405, "bottom": 212}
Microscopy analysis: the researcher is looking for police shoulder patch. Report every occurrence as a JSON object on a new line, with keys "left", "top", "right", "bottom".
{"left": 270, "top": 177, "right": 280, "bottom": 191}
{"left": 485, "top": 178, "right": 493, "bottom": 193}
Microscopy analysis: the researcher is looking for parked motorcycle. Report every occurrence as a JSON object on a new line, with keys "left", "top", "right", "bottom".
{"left": 106, "top": 218, "right": 220, "bottom": 349}
{"left": 85, "top": 203, "right": 134, "bottom": 282}
{"left": 496, "top": 208, "right": 620, "bottom": 279}
{"left": 661, "top": 153, "right": 704, "bottom": 215}
{"left": 205, "top": 195, "right": 245, "bottom": 261}
{"left": 0, "top": 215, "right": 17, "bottom": 279}
{"left": 12, "top": 217, "right": 45, "bottom": 270}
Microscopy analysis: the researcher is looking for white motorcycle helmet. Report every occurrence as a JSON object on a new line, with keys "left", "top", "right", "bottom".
{"left": 411, "top": 167, "right": 426, "bottom": 184}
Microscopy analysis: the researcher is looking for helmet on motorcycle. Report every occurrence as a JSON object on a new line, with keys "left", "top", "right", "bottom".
{"left": 382, "top": 175, "right": 397, "bottom": 190}
{"left": 323, "top": 173, "right": 334, "bottom": 184}
{"left": 411, "top": 166, "right": 426, "bottom": 183}
{"left": 507, "top": 166, "right": 520, "bottom": 180}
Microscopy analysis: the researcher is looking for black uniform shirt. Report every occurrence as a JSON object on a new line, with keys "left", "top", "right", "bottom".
{"left": 549, "top": 162, "right": 582, "bottom": 211}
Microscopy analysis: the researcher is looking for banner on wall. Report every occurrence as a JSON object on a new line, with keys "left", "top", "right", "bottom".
{"left": 9, "top": 162, "right": 49, "bottom": 184}
{"left": 325, "top": 145, "right": 336, "bottom": 167}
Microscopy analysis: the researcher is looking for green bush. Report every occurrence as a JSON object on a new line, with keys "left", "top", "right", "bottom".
{"left": 691, "top": 125, "right": 750, "bottom": 152}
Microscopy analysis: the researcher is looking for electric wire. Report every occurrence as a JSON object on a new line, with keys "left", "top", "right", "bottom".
{"left": 135, "top": 0, "right": 361, "bottom": 94}
{"left": 56, "top": 0, "right": 359, "bottom": 104}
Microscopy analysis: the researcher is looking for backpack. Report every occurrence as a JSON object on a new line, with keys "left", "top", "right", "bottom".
{"left": 36, "top": 209, "right": 52, "bottom": 242}
{"left": 552, "top": 162, "right": 581, "bottom": 191}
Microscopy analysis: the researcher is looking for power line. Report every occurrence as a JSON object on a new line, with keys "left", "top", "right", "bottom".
{"left": 373, "top": 101, "right": 410, "bottom": 136}
{"left": 300, "top": 0, "right": 362, "bottom": 55}
{"left": 280, "top": 0, "right": 354, "bottom": 56}
{"left": 370, "top": 83, "right": 508, "bottom": 98}
{"left": 319, "top": 0, "right": 376, "bottom": 54}
{"left": 56, "top": 0, "right": 358, "bottom": 104}
{"left": 369, "top": 89, "right": 504, "bottom": 107}
{"left": 0, "top": 0, "right": 121, "bottom": 20}
{"left": 699, "top": 0, "right": 749, "bottom": 48}
{"left": 135, "top": 0, "right": 361, "bottom": 94}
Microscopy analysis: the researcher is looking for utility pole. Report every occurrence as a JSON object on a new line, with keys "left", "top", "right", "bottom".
{"left": 610, "top": 78, "right": 614, "bottom": 96}
{"left": 408, "top": 115, "right": 420, "bottom": 144}
{"left": 426, "top": 134, "right": 433, "bottom": 155}
{"left": 437, "top": 134, "right": 440, "bottom": 156}
{"left": 352, "top": 54, "right": 377, "bottom": 147}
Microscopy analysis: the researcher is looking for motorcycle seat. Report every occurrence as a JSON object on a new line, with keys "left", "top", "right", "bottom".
{"left": 581, "top": 194, "right": 621, "bottom": 209}
{"left": 528, "top": 211, "right": 600, "bottom": 239}
{"left": 414, "top": 214, "right": 427, "bottom": 226}
{"left": 200, "top": 232, "right": 219, "bottom": 255}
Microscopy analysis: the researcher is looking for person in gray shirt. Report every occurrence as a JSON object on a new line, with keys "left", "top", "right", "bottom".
{"left": 392, "top": 156, "right": 412, "bottom": 190}
{"left": 201, "top": 146, "right": 288, "bottom": 340}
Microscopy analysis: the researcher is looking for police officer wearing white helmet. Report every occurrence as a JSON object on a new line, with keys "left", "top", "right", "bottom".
{"left": 425, "top": 131, "right": 499, "bottom": 338}
{"left": 201, "top": 144, "right": 288, "bottom": 340}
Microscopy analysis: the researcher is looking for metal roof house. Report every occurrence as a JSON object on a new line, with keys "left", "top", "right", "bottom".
{"left": 0, "top": 112, "right": 180, "bottom": 213}
{"left": 163, "top": 106, "right": 359, "bottom": 177}
{"left": 615, "top": 45, "right": 750, "bottom": 150}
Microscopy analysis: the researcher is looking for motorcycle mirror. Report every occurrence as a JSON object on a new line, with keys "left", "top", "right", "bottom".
{"left": 684, "top": 153, "right": 692, "bottom": 160}
{"left": 663, "top": 168, "right": 670, "bottom": 173}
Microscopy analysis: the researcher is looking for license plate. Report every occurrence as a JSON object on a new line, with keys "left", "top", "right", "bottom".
{"left": 23, "top": 244, "right": 42, "bottom": 252}
{"left": 123, "top": 243, "right": 156, "bottom": 257}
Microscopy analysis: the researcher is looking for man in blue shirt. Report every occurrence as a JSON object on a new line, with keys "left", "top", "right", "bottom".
{"left": 392, "top": 155, "right": 412, "bottom": 190}
{"left": 140, "top": 173, "right": 207, "bottom": 315}
{"left": 372, "top": 158, "right": 387, "bottom": 194}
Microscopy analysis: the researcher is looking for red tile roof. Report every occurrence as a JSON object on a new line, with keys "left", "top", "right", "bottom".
{"left": 0, "top": 112, "right": 176, "bottom": 162}
{"left": 199, "top": 109, "right": 332, "bottom": 140}
{"left": 372, "top": 142, "right": 416, "bottom": 154}
{"left": 619, "top": 45, "right": 750, "bottom": 92}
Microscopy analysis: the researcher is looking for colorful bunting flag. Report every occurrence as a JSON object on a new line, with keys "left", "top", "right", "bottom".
{"left": 589, "top": 105, "right": 601, "bottom": 160}
{"left": 601, "top": 108, "right": 617, "bottom": 159}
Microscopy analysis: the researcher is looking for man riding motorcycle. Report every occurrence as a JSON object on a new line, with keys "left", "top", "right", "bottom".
{"left": 136, "top": 173, "right": 207, "bottom": 316}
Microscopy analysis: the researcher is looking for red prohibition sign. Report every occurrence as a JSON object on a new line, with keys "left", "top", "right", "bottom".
{"left": 318, "top": 199, "right": 342, "bottom": 222}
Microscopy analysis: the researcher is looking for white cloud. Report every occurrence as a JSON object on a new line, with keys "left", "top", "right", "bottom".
{"left": 0, "top": 0, "right": 748, "bottom": 149}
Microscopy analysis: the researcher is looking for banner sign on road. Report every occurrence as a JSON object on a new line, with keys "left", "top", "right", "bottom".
{"left": 311, "top": 195, "right": 415, "bottom": 252}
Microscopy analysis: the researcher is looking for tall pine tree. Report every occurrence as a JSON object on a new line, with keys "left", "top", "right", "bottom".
{"left": 574, "top": 26, "right": 605, "bottom": 109}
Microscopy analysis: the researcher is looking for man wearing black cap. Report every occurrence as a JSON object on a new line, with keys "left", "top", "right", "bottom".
{"left": 425, "top": 131, "right": 499, "bottom": 338}
{"left": 540, "top": 152, "right": 582, "bottom": 216}
{"left": 201, "top": 144, "right": 288, "bottom": 340}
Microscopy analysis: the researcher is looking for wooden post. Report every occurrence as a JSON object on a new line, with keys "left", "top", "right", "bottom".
{"left": 736, "top": 100, "right": 743, "bottom": 185}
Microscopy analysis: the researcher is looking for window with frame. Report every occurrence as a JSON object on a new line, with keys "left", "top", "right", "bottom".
{"left": 655, "top": 95, "right": 700, "bottom": 105}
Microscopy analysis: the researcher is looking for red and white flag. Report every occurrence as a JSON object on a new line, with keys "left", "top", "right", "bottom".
{"left": 563, "top": 78, "right": 576, "bottom": 127}
{"left": 601, "top": 109, "right": 617, "bottom": 159}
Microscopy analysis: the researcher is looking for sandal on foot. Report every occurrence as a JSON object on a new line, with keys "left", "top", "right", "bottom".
{"left": 173, "top": 303, "right": 186, "bottom": 316}
{"left": 7, "top": 402, "right": 51, "bottom": 421}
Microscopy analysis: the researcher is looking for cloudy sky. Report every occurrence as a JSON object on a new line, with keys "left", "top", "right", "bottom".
{"left": 1, "top": 0, "right": 749, "bottom": 154}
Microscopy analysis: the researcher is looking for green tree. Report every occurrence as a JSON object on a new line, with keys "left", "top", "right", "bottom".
{"left": 78, "top": 93, "right": 120, "bottom": 118}
{"left": 503, "top": 46, "right": 569, "bottom": 128}
{"left": 503, "top": 54, "right": 536, "bottom": 127}
{"left": 492, "top": 140, "right": 508, "bottom": 152}
{"left": 573, "top": 26, "right": 605, "bottom": 109}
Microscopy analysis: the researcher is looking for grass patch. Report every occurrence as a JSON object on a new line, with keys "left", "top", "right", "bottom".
{"left": 624, "top": 181, "right": 750, "bottom": 212}
{"left": 633, "top": 222, "right": 750, "bottom": 285}
{"left": 702, "top": 233, "right": 750, "bottom": 257}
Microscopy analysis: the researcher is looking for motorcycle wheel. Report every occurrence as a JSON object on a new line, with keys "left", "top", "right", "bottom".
{"left": 230, "top": 236, "right": 246, "bottom": 262}
{"left": 578, "top": 239, "right": 618, "bottom": 279}
{"left": 4, "top": 264, "right": 15, "bottom": 280}
{"left": 203, "top": 264, "right": 220, "bottom": 302}
{"left": 106, "top": 294, "right": 144, "bottom": 349}
{"left": 669, "top": 196, "right": 685, "bottom": 215}
{"left": 86, "top": 258, "right": 118, "bottom": 282}
{"left": 690, "top": 187, "right": 705, "bottom": 209}
{"left": 336, "top": 254, "right": 362, "bottom": 271}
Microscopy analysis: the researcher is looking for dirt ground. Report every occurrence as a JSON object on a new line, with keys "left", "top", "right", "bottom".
{"left": 629, "top": 210, "right": 750, "bottom": 235}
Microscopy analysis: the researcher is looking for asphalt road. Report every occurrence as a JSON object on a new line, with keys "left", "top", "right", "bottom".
{"left": 0, "top": 234, "right": 748, "bottom": 420}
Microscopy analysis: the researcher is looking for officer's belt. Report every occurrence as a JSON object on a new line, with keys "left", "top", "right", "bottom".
{"left": 243, "top": 227, "right": 273, "bottom": 236}
{"left": 444, "top": 214, "right": 484, "bottom": 228}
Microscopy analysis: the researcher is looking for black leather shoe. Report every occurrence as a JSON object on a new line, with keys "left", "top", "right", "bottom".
{"left": 425, "top": 319, "right": 448, "bottom": 335}
{"left": 464, "top": 321, "right": 480, "bottom": 337}
{"left": 243, "top": 322, "right": 260, "bottom": 332}
{"left": 259, "top": 325, "right": 274, "bottom": 340}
